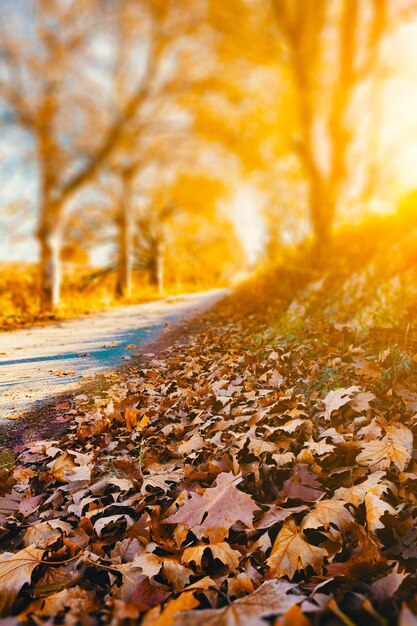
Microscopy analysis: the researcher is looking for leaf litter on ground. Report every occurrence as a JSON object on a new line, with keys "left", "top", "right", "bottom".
{"left": 2, "top": 261, "right": 417, "bottom": 625}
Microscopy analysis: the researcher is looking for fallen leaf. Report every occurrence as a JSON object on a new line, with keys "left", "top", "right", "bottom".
{"left": 0, "top": 545, "right": 44, "bottom": 615}
{"left": 301, "top": 499, "right": 353, "bottom": 531}
{"left": 323, "top": 386, "right": 360, "bottom": 420}
{"left": 142, "top": 591, "right": 199, "bottom": 626}
{"left": 165, "top": 472, "right": 259, "bottom": 540}
{"left": 181, "top": 542, "right": 241, "bottom": 570}
{"left": 266, "top": 520, "right": 327, "bottom": 579}
{"left": 174, "top": 580, "right": 303, "bottom": 626}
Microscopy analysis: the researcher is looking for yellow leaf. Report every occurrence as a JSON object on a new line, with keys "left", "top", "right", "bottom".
{"left": 0, "top": 545, "right": 44, "bottom": 616}
{"left": 138, "top": 414, "right": 150, "bottom": 429}
{"left": 301, "top": 499, "right": 353, "bottom": 531}
{"left": 364, "top": 492, "right": 395, "bottom": 533}
{"left": 47, "top": 452, "right": 77, "bottom": 483}
{"left": 181, "top": 542, "right": 241, "bottom": 570}
{"left": 124, "top": 407, "right": 139, "bottom": 431}
{"left": 266, "top": 520, "right": 327, "bottom": 579}
{"left": 356, "top": 439, "right": 410, "bottom": 472}
{"left": 142, "top": 591, "right": 199, "bottom": 626}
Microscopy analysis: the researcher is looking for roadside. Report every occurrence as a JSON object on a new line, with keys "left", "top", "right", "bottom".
{"left": 2, "top": 237, "right": 417, "bottom": 623}
{"left": 0, "top": 289, "right": 227, "bottom": 421}
{"left": 0, "top": 289, "right": 227, "bottom": 453}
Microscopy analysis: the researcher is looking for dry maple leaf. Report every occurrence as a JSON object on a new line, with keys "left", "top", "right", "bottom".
{"left": 47, "top": 451, "right": 92, "bottom": 483}
{"left": 24, "top": 520, "right": 73, "bottom": 548}
{"left": 162, "top": 560, "right": 193, "bottom": 592}
{"left": 349, "top": 390, "right": 376, "bottom": 412}
{"left": 113, "top": 565, "right": 146, "bottom": 603}
{"left": 142, "top": 591, "right": 199, "bottom": 626}
{"left": 322, "top": 386, "right": 360, "bottom": 420}
{"left": 124, "top": 407, "right": 139, "bottom": 431}
{"left": 30, "top": 586, "right": 96, "bottom": 617}
{"left": 327, "top": 521, "right": 383, "bottom": 578}
{"left": 301, "top": 499, "right": 353, "bottom": 531}
{"left": 283, "top": 465, "right": 324, "bottom": 502}
{"left": 0, "top": 545, "right": 44, "bottom": 615}
{"left": 334, "top": 471, "right": 387, "bottom": 505}
{"left": 303, "top": 441, "right": 335, "bottom": 457}
{"left": 266, "top": 520, "right": 327, "bottom": 579}
{"left": 94, "top": 514, "right": 134, "bottom": 536}
{"left": 177, "top": 435, "right": 206, "bottom": 456}
{"left": 133, "top": 552, "right": 163, "bottom": 578}
{"left": 173, "top": 580, "right": 303, "bottom": 626}
{"left": 19, "top": 494, "right": 43, "bottom": 517}
{"left": 386, "top": 423, "right": 413, "bottom": 453}
{"left": 351, "top": 357, "right": 382, "bottom": 380}
{"left": 272, "top": 452, "right": 295, "bottom": 467}
{"left": 142, "top": 466, "right": 184, "bottom": 493}
{"left": 181, "top": 542, "right": 241, "bottom": 570}
{"left": 356, "top": 438, "right": 411, "bottom": 472}
{"left": 47, "top": 452, "right": 77, "bottom": 482}
{"left": 372, "top": 563, "right": 408, "bottom": 602}
{"left": 0, "top": 491, "right": 21, "bottom": 520}
{"left": 165, "top": 472, "right": 259, "bottom": 540}
{"left": 364, "top": 491, "right": 395, "bottom": 533}
{"left": 34, "top": 562, "right": 79, "bottom": 596}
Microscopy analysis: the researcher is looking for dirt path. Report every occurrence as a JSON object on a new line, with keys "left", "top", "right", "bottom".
{"left": 0, "top": 289, "right": 227, "bottom": 421}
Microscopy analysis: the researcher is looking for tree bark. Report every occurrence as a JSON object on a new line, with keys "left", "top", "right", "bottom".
{"left": 310, "top": 207, "right": 332, "bottom": 268}
{"left": 38, "top": 225, "right": 61, "bottom": 312}
{"left": 148, "top": 245, "right": 164, "bottom": 294}
{"left": 115, "top": 197, "right": 132, "bottom": 299}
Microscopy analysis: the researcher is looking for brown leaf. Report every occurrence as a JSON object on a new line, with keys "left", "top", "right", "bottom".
{"left": 24, "top": 520, "right": 73, "bottom": 548}
{"left": 165, "top": 472, "right": 259, "bottom": 540}
{"left": 356, "top": 438, "right": 411, "bottom": 472}
{"left": 323, "top": 386, "right": 360, "bottom": 420}
{"left": 125, "top": 407, "right": 139, "bottom": 431}
{"left": 0, "top": 545, "right": 44, "bottom": 615}
{"left": 142, "top": 591, "right": 199, "bottom": 626}
{"left": 372, "top": 563, "right": 408, "bottom": 602}
{"left": 283, "top": 465, "right": 324, "bottom": 502}
{"left": 266, "top": 520, "right": 327, "bottom": 579}
{"left": 174, "top": 580, "right": 303, "bottom": 626}
{"left": 31, "top": 586, "right": 96, "bottom": 616}
{"left": 181, "top": 542, "right": 241, "bottom": 570}
{"left": 162, "top": 560, "right": 193, "bottom": 592}
{"left": 364, "top": 491, "right": 395, "bottom": 533}
{"left": 349, "top": 391, "right": 376, "bottom": 412}
{"left": 301, "top": 499, "right": 353, "bottom": 531}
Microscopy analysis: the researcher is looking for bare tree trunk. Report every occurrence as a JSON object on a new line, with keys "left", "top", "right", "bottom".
{"left": 115, "top": 197, "right": 133, "bottom": 299}
{"left": 38, "top": 224, "right": 61, "bottom": 312}
{"left": 148, "top": 244, "right": 164, "bottom": 294}
{"left": 311, "top": 204, "right": 332, "bottom": 268}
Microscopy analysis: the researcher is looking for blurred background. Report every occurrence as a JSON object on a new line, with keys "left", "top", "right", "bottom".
{"left": 1, "top": 0, "right": 417, "bottom": 327}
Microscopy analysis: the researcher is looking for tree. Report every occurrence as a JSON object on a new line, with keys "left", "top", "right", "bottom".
{"left": 106, "top": 0, "right": 214, "bottom": 298}
{"left": 0, "top": 0, "right": 204, "bottom": 309}
{"left": 272, "top": 0, "right": 387, "bottom": 263}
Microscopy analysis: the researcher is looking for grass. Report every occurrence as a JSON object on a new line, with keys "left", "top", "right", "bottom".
{"left": 0, "top": 263, "right": 225, "bottom": 331}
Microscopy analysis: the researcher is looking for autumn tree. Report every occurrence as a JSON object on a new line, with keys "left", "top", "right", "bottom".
{"left": 108, "top": 0, "right": 286, "bottom": 293}
{"left": 106, "top": 0, "right": 222, "bottom": 298}
{"left": 272, "top": 0, "right": 387, "bottom": 263}
{"left": 0, "top": 0, "right": 209, "bottom": 309}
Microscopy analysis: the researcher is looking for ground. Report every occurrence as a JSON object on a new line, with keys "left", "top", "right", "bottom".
{"left": 2, "top": 227, "right": 417, "bottom": 625}
{"left": 0, "top": 290, "right": 226, "bottom": 420}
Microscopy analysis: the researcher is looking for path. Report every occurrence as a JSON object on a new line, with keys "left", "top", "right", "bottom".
{"left": 0, "top": 289, "right": 227, "bottom": 420}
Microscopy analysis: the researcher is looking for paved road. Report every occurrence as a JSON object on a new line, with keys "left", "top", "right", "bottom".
{"left": 0, "top": 289, "right": 227, "bottom": 420}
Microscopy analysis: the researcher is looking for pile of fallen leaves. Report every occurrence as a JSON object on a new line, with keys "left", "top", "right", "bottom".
{"left": 2, "top": 264, "right": 417, "bottom": 625}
